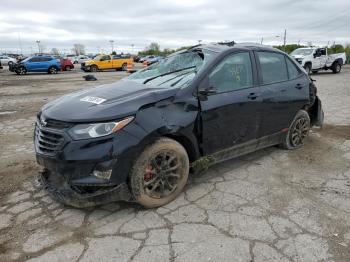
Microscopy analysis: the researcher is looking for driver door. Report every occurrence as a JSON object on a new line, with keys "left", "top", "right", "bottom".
{"left": 99, "top": 55, "right": 112, "bottom": 69}
{"left": 199, "top": 51, "right": 261, "bottom": 155}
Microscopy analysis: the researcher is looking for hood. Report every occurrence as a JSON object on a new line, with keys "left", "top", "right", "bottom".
{"left": 41, "top": 79, "right": 180, "bottom": 123}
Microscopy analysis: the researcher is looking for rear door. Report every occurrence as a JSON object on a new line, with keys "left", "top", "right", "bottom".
{"left": 112, "top": 55, "right": 122, "bottom": 68}
{"left": 256, "top": 51, "right": 309, "bottom": 137}
{"left": 199, "top": 51, "right": 261, "bottom": 154}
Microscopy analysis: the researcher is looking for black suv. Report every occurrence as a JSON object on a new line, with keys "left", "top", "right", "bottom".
{"left": 35, "top": 43, "right": 323, "bottom": 208}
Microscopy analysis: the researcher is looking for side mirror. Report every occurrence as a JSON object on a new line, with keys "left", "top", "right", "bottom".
{"left": 198, "top": 76, "right": 217, "bottom": 99}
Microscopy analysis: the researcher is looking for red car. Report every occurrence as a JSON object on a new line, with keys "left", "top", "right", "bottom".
{"left": 60, "top": 58, "right": 74, "bottom": 71}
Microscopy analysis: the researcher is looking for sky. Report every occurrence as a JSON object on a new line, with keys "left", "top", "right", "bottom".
{"left": 0, "top": 0, "right": 349, "bottom": 55}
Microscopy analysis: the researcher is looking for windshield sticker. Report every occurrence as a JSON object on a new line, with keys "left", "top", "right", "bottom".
{"left": 80, "top": 96, "right": 106, "bottom": 105}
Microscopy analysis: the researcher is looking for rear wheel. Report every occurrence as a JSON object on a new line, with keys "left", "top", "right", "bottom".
{"left": 90, "top": 65, "right": 98, "bottom": 72}
{"left": 8, "top": 61, "right": 14, "bottom": 66}
{"left": 48, "top": 66, "right": 58, "bottom": 74}
{"left": 122, "top": 63, "right": 127, "bottom": 71}
{"left": 281, "top": 110, "right": 310, "bottom": 150}
{"left": 130, "top": 138, "right": 189, "bottom": 208}
{"left": 332, "top": 62, "right": 341, "bottom": 74}
{"left": 65, "top": 65, "right": 72, "bottom": 71}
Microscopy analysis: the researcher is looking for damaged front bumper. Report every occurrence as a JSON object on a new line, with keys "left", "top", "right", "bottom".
{"left": 40, "top": 168, "right": 132, "bottom": 208}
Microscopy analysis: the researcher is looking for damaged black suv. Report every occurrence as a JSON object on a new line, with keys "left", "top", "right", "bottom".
{"left": 35, "top": 43, "right": 323, "bottom": 208}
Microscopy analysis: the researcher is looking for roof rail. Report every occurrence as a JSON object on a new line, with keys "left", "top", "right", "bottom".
{"left": 217, "top": 41, "right": 236, "bottom": 47}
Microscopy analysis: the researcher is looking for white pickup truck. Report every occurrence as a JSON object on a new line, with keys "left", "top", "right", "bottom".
{"left": 290, "top": 47, "right": 346, "bottom": 74}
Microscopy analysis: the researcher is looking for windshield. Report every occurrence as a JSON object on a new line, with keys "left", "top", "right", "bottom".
{"left": 127, "top": 49, "right": 216, "bottom": 88}
{"left": 22, "top": 57, "right": 31, "bottom": 62}
{"left": 291, "top": 48, "right": 313, "bottom": 56}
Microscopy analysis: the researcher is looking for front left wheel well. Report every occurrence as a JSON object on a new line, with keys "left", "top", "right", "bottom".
{"left": 164, "top": 134, "right": 198, "bottom": 163}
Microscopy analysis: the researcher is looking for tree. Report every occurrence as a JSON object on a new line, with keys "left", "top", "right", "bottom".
{"left": 111, "top": 51, "right": 117, "bottom": 55}
{"left": 72, "top": 44, "right": 85, "bottom": 55}
{"left": 51, "top": 48, "right": 59, "bottom": 55}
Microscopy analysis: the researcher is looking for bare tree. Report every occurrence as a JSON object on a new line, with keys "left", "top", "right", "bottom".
{"left": 72, "top": 44, "right": 85, "bottom": 55}
{"left": 51, "top": 48, "right": 59, "bottom": 55}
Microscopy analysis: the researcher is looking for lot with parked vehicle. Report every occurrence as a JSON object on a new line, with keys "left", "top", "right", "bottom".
{"left": 0, "top": 65, "right": 349, "bottom": 261}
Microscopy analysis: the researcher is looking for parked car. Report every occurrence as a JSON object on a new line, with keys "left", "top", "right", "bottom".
{"left": 73, "top": 55, "right": 89, "bottom": 64}
{"left": 81, "top": 54, "right": 133, "bottom": 72}
{"left": 35, "top": 43, "right": 323, "bottom": 208}
{"left": 0, "top": 60, "right": 3, "bottom": 70}
{"left": 146, "top": 56, "right": 164, "bottom": 65}
{"left": 10, "top": 55, "right": 61, "bottom": 75}
{"left": 60, "top": 58, "right": 74, "bottom": 71}
{"left": 290, "top": 47, "right": 346, "bottom": 74}
{"left": 0, "top": 55, "right": 17, "bottom": 65}
{"left": 139, "top": 55, "right": 155, "bottom": 63}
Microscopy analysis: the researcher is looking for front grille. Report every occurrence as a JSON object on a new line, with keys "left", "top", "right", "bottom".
{"left": 45, "top": 119, "right": 72, "bottom": 129}
{"left": 35, "top": 125, "right": 65, "bottom": 155}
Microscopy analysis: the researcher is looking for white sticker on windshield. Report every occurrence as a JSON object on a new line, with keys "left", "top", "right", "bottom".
{"left": 80, "top": 96, "right": 106, "bottom": 105}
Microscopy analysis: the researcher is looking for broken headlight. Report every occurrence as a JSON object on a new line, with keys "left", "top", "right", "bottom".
{"left": 69, "top": 116, "right": 134, "bottom": 140}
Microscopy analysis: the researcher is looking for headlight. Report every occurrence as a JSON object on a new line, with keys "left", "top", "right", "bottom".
{"left": 69, "top": 116, "right": 134, "bottom": 140}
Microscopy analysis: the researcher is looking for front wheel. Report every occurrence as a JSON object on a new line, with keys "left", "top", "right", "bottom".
{"left": 304, "top": 64, "right": 311, "bottom": 75}
{"left": 332, "top": 63, "right": 341, "bottom": 74}
{"left": 90, "top": 65, "right": 98, "bottom": 72}
{"left": 16, "top": 66, "right": 27, "bottom": 75}
{"left": 281, "top": 110, "right": 310, "bottom": 150}
{"left": 130, "top": 138, "right": 189, "bottom": 208}
{"left": 8, "top": 61, "right": 14, "bottom": 66}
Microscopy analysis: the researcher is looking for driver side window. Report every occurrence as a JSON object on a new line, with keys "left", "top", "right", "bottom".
{"left": 101, "top": 55, "right": 110, "bottom": 61}
{"left": 208, "top": 52, "right": 253, "bottom": 93}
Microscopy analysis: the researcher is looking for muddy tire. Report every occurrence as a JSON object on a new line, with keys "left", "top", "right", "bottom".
{"left": 90, "top": 65, "right": 98, "bottom": 72}
{"left": 281, "top": 110, "right": 310, "bottom": 150}
{"left": 130, "top": 138, "right": 189, "bottom": 208}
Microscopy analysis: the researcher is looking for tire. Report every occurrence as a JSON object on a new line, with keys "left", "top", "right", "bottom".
{"left": 8, "top": 61, "right": 14, "bottom": 66}
{"left": 65, "top": 65, "right": 72, "bottom": 71}
{"left": 122, "top": 63, "right": 127, "bottom": 71}
{"left": 130, "top": 138, "right": 189, "bottom": 208}
{"left": 90, "top": 65, "right": 98, "bottom": 72}
{"left": 332, "top": 62, "right": 341, "bottom": 74}
{"left": 281, "top": 110, "right": 310, "bottom": 150}
{"left": 74, "top": 61, "right": 78, "bottom": 64}
{"left": 48, "top": 66, "right": 58, "bottom": 74}
{"left": 304, "top": 64, "right": 311, "bottom": 75}
{"left": 16, "top": 66, "right": 27, "bottom": 75}
{"left": 312, "top": 70, "right": 318, "bottom": 74}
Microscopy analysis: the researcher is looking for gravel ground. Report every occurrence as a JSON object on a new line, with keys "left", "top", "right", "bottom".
{"left": 0, "top": 65, "right": 349, "bottom": 261}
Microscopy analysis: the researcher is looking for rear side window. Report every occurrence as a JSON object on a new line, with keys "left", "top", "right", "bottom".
{"left": 257, "top": 52, "right": 288, "bottom": 84}
{"left": 209, "top": 52, "right": 253, "bottom": 93}
{"left": 40, "top": 57, "right": 52, "bottom": 62}
{"left": 286, "top": 57, "right": 300, "bottom": 79}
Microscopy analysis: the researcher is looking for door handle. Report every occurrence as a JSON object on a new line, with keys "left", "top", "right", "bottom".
{"left": 295, "top": 83, "right": 303, "bottom": 89}
{"left": 247, "top": 93, "right": 258, "bottom": 100}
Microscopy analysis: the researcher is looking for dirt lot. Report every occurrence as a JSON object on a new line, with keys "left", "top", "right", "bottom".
{"left": 0, "top": 65, "right": 349, "bottom": 261}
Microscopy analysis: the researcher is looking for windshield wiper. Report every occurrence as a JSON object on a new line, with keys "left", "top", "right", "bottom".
{"left": 142, "top": 66, "right": 197, "bottom": 84}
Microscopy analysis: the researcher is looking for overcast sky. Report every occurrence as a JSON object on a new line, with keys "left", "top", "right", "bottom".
{"left": 1, "top": 0, "right": 349, "bottom": 54}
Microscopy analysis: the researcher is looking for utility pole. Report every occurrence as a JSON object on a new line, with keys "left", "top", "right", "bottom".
{"left": 283, "top": 29, "right": 286, "bottom": 52}
{"left": 18, "top": 32, "right": 23, "bottom": 55}
{"left": 198, "top": 40, "right": 202, "bottom": 45}
{"left": 260, "top": 37, "right": 263, "bottom": 45}
{"left": 109, "top": 40, "right": 114, "bottom": 54}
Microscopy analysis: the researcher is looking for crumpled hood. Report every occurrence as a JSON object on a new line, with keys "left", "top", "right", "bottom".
{"left": 41, "top": 79, "right": 180, "bottom": 123}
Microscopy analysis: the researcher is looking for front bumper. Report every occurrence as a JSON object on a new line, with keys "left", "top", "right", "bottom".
{"left": 40, "top": 169, "right": 132, "bottom": 208}
{"left": 34, "top": 118, "right": 142, "bottom": 207}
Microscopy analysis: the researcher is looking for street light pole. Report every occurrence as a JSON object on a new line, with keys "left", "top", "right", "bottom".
{"left": 36, "top": 40, "right": 41, "bottom": 54}
{"left": 109, "top": 40, "right": 114, "bottom": 54}
{"left": 198, "top": 40, "right": 202, "bottom": 45}
{"left": 131, "top": 44, "right": 134, "bottom": 54}
{"left": 283, "top": 29, "right": 287, "bottom": 52}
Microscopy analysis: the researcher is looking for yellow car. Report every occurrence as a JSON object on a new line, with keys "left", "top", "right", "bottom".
{"left": 81, "top": 54, "right": 133, "bottom": 72}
